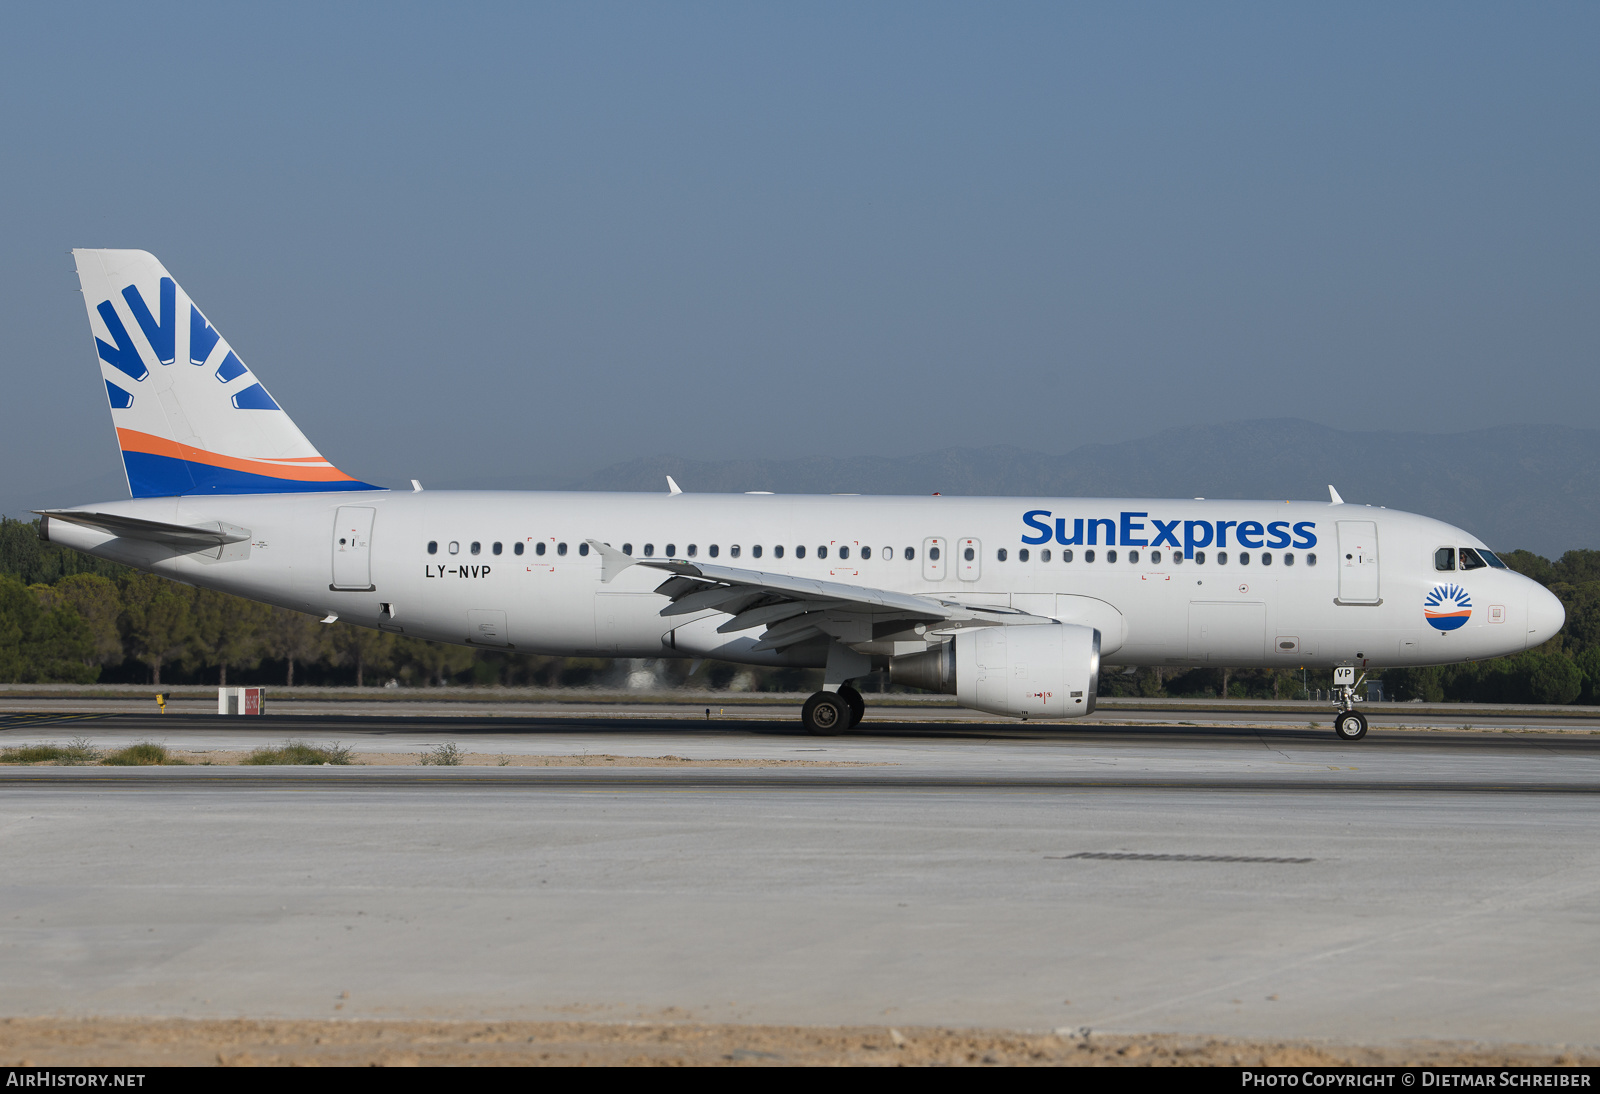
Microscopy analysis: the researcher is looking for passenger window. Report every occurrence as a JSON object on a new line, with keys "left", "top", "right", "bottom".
{"left": 1062, "top": 549, "right": 1074, "bottom": 563}
{"left": 643, "top": 543, "right": 653, "bottom": 557}
{"left": 1172, "top": 551, "right": 1182, "bottom": 564}
{"left": 1018, "top": 548, "right": 1028, "bottom": 562}
{"left": 753, "top": 545, "right": 763, "bottom": 558}
{"left": 796, "top": 546, "right": 806, "bottom": 559}
{"left": 536, "top": 542, "right": 547, "bottom": 556}
{"left": 883, "top": 547, "right": 894, "bottom": 561}
{"left": 492, "top": 542, "right": 502, "bottom": 555}
{"left": 427, "top": 541, "right": 438, "bottom": 555}
{"left": 1216, "top": 551, "right": 1228, "bottom": 565}
{"left": 449, "top": 541, "right": 460, "bottom": 555}
{"left": 1150, "top": 550, "right": 1160, "bottom": 564}
{"left": 1195, "top": 551, "right": 1206, "bottom": 564}
{"left": 557, "top": 542, "right": 568, "bottom": 556}
{"left": 579, "top": 543, "right": 590, "bottom": 556}
{"left": 964, "top": 547, "right": 975, "bottom": 561}
{"left": 471, "top": 542, "right": 481, "bottom": 555}
{"left": 1435, "top": 547, "right": 1456, "bottom": 571}
{"left": 1284, "top": 552, "right": 1294, "bottom": 566}
{"left": 1106, "top": 549, "right": 1117, "bottom": 563}
{"left": 1085, "top": 549, "right": 1096, "bottom": 563}
{"left": 687, "top": 544, "right": 697, "bottom": 557}
{"left": 1262, "top": 552, "right": 1272, "bottom": 566}
{"left": 730, "top": 545, "right": 740, "bottom": 558}
{"left": 1239, "top": 552, "right": 1250, "bottom": 566}
{"left": 997, "top": 548, "right": 1008, "bottom": 562}
{"left": 859, "top": 546, "right": 868, "bottom": 560}
{"left": 1041, "top": 549, "right": 1051, "bottom": 562}
{"left": 622, "top": 543, "right": 632, "bottom": 555}
{"left": 665, "top": 543, "right": 676, "bottom": 557}
{"left": 817, "top": 546, "right": 827, "bottom": 559}
{"left": 774, "top": 546, "right": 784, "bottom": 559}
{"left": 1127, "top": 550, "right": 1139, "bottom": 564}
{"left": 838, "top": 546, "right": 849, "bottom": 560}
{"left": 514, "top": 542, "right": 524, "bottom": 556}
{"left": 904, "top": 546, "right": 915, "bottom": 561}
{"left": 1459, "top": 548, "right": 1488, "bottom": 571}
{"left": 709, "top": 544, "right": 719, "bottom": 558}
{"left": 929, "top": 546, "right": 940, "bottom": 561}
{"left": 1306, "top": 552, "right": 1317, "bottom": 566}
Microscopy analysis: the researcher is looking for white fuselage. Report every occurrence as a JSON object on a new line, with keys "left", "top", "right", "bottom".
{"left": 44, "top": 490, "right": 1563, "bottom": 673}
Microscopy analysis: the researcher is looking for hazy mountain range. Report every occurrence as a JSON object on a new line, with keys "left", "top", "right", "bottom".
{"left": 8, "top": 421, "right": 1596, "bottom": 558}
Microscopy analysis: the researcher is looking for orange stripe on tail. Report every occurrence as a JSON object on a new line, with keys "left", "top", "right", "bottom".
{"left": 115, "top": 429, "right": 360, "bottom": 483}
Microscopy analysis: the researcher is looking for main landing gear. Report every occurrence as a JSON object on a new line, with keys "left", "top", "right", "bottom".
{"left": 1331, "top": 665, "right": 1368, "bottom": 742}
{"left": 801, "top": 684, "right": 866, "bottom": 735}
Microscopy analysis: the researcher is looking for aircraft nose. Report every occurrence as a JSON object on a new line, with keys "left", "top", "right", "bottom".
{"left": 1526, "top": 583, "right": 1566, "bottom": 649}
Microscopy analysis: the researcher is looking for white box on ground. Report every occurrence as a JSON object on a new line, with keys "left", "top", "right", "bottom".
{"left": 217, "top": 687, "right": 263, "bottom": 715}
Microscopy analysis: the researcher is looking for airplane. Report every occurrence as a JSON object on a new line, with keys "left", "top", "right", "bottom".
{"left": 37, "top": 249, "right": 1566, "bottom": 740}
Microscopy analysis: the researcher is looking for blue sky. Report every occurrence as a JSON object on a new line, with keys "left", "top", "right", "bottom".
{"left": 3, "top": 3, "right": 1597, "bottom": 502}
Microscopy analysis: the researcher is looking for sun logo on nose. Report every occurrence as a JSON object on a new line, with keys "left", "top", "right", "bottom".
{"left": 1424, "top": 583, "right": 1472, "bottom": 631}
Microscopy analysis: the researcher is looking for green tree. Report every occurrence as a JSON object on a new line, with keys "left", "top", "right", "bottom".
{"left": 40, "top": 574, "right": 124, "bottom": 670}
{"left": 1527, "top": 653, "right": 1583, "bottom": 705}
{"left": 1573, "top": 647, "right": 1600, "bottom": 704}
{"left": 0, "top": 575, "right": 97, "bottom": 683}
{"left": 392, "top": 635, "right": 475, "bottom": 686}
{"left": 264, "top": 607, "right": 328, "bottom": 687}
{"left": 0, "top": 517, "right": 128, "bottom": 585}
{"left": 191, "top": 589, "right": 271, "bottom": 685}
{"left": 1382, "top": 665, "right": 1444, "bottom": 703}
{"left": 1500, "top": 550, "right": 1555, "bottom": 585}
{"left": 119, "top": 574, "right": 195, "bottom": 685}
{"left": 328, "top": 624, "right": 396, "bottom": 687}
{"left": 1553, "top": 550, "right": 1600, "bottom": 585}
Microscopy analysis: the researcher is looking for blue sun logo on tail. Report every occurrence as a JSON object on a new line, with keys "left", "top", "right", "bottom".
{"left": 1424, "top": 583, "right": 1472, "bottom": 631}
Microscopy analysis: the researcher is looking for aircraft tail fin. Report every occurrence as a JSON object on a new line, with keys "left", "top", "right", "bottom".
{"left": 71, "top": 249, "right": 380, "bottom": 498}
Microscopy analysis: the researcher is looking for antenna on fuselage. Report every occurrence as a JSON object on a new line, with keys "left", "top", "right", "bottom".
{"left": 666, "top": 476, "right": 683, "bottom": 496}
{"left": 1328, "top": 485, "right": 1345, "bottom": 504}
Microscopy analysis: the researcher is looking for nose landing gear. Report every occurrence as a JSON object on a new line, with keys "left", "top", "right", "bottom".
{"left": 1331, "top": 665, "right": 1369, "bottom": 741}
{"left": 1334, "top": 709, "right": 1368, "bottom": 741}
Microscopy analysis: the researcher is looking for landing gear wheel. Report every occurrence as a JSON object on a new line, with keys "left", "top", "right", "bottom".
{"left": 801, "top": 691, "right": 850, "bottom": 735}
{"left": 1334, "top": 711, "right": 1368, "bottom": 741}
{"left": 837, "top": 684, "right": 866, "bottom": 728}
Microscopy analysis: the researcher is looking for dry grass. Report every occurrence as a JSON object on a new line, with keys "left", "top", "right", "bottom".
{"left": 244, "top": 741, "right": 353, "bottom": 766}
{"left": 0, "top": 1018, "right": 1593, "bottom": 1068}
{"left": 101, "top": 742, "right": 187, "bottom": 766}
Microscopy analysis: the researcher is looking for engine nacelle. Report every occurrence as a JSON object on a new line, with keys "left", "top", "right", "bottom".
{"left": 889, "top": 623, "right": 1101, "bottom": 719}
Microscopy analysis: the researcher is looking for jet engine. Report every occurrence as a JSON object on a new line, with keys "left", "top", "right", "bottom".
{"left": 889, "top": 624, "right": 1101, "bottom": 719}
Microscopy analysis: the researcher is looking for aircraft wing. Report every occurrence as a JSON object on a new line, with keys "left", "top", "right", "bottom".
{"left": 587, "top": 539, "right": 1049, "bottom": 652}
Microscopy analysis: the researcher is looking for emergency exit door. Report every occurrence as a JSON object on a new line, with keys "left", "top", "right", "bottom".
{"left": 1335, "top": 520, "right": 1380, "bottom": 604}
{"left": 331, "top": 506, "right": 376, "bottom": 591}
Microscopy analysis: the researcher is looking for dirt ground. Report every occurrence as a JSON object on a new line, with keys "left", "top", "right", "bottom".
{"left": 1, "top": 753, "right": 884, "bottom": 768}
{"left": 0, "top": 1018, "right": 1593, "bottom": 1067}
{"left": 165, "top": 752, "right": 883, "bottom": 767}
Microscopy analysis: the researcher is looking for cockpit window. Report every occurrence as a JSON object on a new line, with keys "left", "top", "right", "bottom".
{"left": 1459, "top": 547, "right": 1489, "bottom": 571}
{"left": 1480, "top": 549, "right": 1508, "bottom": 569}
{"left": 1434, "top": 547, "right": 1455, "bottom": 571}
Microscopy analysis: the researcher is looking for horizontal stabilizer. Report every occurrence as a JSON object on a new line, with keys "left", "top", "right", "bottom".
{"left": 37, "top": 509, "right": 250, "bottom": 550}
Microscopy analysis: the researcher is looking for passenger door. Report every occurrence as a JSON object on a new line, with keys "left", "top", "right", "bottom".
{"left": 331, "top": 506, "right": 376, "bottom": 591}
{"left": 1336, "top": 520, "right": 1381, "bottom": 604}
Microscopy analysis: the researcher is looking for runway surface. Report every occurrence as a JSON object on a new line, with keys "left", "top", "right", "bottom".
{"left": 3, "top": 710, "right": 1598, "bottom": 1046}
